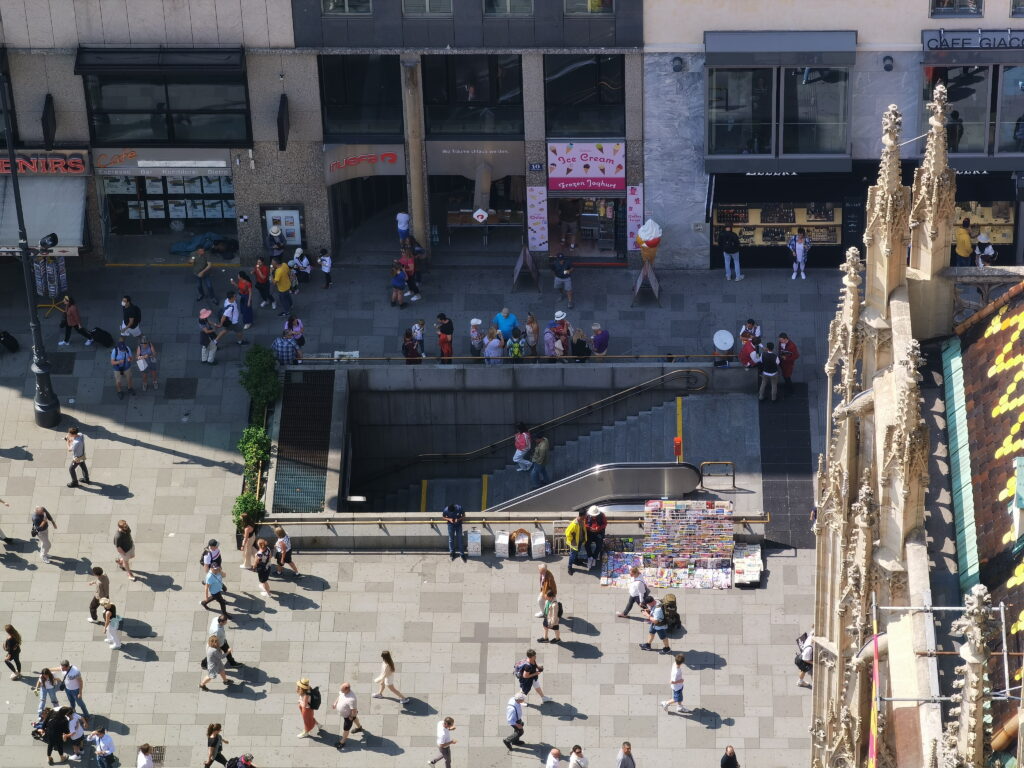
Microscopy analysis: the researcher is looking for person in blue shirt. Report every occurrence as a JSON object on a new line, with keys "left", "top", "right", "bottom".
{"left": 442, "top": 504, "right": 466, "bottom": 562}
{"left": 493, "top": 308, "right": 519, "bottom": 341}
{"left": 201, "top": 565, "right": 228, "bottom": 617}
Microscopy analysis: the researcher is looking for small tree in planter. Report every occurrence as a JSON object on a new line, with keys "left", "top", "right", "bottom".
{"left": 238, "top": 425, "right": 271, "bottom": 494}
{"left": 239, "top": 345, "right": 281, "bottom": 416}
{"left": 232, "top": 492, "right": 266, "bottom": 550}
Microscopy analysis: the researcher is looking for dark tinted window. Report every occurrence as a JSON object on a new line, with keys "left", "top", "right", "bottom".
{"left": 320, "top": 55, "right": 404, "bottom": 139}
{"left": 422, "top": 55, "right": 523, "bottom": 135}
{"left": 544, "top": 55, "right": 624, "bottom": 137}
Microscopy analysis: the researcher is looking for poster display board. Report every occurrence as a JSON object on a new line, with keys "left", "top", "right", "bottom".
{"left": 626, "top": 184, "right": 643, "bottom": 252}
{"left": 263, "top": 207, "right": 303, "bottom": 246}
{"left": 526, "top": 186, "right": 548, "bottom": 251}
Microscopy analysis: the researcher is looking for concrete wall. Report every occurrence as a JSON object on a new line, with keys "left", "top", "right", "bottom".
{"left": 0, "top": 0, "right": 294, "bottom": 48}
{"left": 850, "top": 51, "right": 925, "bottom": 160}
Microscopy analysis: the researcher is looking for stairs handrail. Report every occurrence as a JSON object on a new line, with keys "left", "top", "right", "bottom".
{"left": 359, "top": 367, "right": 709, "bottom": 488}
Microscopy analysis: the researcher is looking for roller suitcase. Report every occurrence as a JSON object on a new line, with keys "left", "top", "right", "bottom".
{"left": 0, "top": 330, "right": 18, "bottom": 353}
{"left": 89, "top": 327, "right": 114, "bottom": 348}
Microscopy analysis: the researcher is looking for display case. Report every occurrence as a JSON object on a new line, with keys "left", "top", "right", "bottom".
{"left": 580, "top": 198, "right": 617, "bottom": 250}
{"left": 712, "top": 202, "right": 843, "bottom": 247}
{"left": 953, "top": 201, "right": 1014, "bottom": 246}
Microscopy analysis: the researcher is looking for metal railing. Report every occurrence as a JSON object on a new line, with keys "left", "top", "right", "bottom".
{"left": 699, "top": 461, "right": 736, "bottom": 488}
{"left": 294, "top": 353, "right": 727, "bottom": 366}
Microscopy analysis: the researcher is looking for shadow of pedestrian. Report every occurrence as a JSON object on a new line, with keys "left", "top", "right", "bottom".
{"left": 556, "top": 640, "right": 602, "bottom": 660}
{"left": 134, "top": 572, "right": 180, "bottom": 592}
{"left": 50, "top": 556, "right": 91, "bottom": 575}
{"left": 670, "top": 706, "right": 734, "bottom": 729}
{"left": 564, "top": 615, "right": 599, "bottom": 637}
{"left": 235, "top": 665, "right": 279, "bottom": 694}
{"left": 69, "top": 420, "right": 244, "bottom": 474}
{"left": 224, "top": 680, "right": 267, "bottom": 701}
{"left": 399, "top": 698, "right": 438, "bottom": 717}
{"left": 0, "top": 551, "right": 38, "bottom": 571}
{"left": 117, "top": 643, "right": 158, "bottom": 662}
{"left": 0, "top": 445, "right": 32, "bottom": 460}
{"left": 231, "top": 607, "right": 273, "bottom": 632}
{"left": 294, "top": 574, "right": 330, "bottom": 593}
{"left": 275, "top": 592, "right": 320, "bottom": 611}
{"left": 122, "top": 617, "right": 157, "bottom": 640}
{"left": 93, "top": 715, "right": 131, "bottom": 735}
{"left": 544, "top": 701, "right": 588, "bottom": 722}
{"left": 684, "top": 650, "right": 726, "bottom": 670}
{"left": 75, "top": 482, "right": 133, "bottom": 501}
{"left": 326, "top": 731, "right": 404, "bottom": 756}
{"left": 518, "top": 742, "right": 556, "bottom": 761}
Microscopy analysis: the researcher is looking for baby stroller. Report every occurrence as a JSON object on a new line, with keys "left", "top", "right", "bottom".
{"left": 661, "top": 593, "right": 682, "bottom": 632}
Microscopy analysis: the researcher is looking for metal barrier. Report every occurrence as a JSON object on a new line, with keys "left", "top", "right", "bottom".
{"left": 293, "top": 353, "right": 724, "bottom": 366}
{"left": 699, "top": 461, "right": 736, "bottom": 488}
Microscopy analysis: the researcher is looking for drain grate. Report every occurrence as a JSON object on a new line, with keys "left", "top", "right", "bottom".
{"left": 163, "top": 377, "right": 198, "bottom": 400}
{"left": 273, "top": 370, "right": 334, "bottom": 515}
{"left": 151, "top": 745, "right": 166, "bottom": 766}
{"left": 47, "top": 353, "right": 76, "bottom": 375}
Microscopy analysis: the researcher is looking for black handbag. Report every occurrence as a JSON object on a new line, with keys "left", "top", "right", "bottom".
{"left": 201, "top": 657, "right": 208, "bottom": 670}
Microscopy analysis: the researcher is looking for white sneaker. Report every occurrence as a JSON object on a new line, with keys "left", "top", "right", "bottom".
{"left": 86, "top": 617, "right": 98, "bottom": 623}
{"left": 42, "top": 557, "right": 50, "bottom": 564}
{"left": 800, "top": 272, "right": 806, "bottom": 280}
{"left": 410, "top": 294, "right": 421, "bottom": 301}
{"left": 791, "top": 273, "right": 797, "bottom": 280}
{"left": 58, "top": 341, "right": 69, "bottom": 346}
{"left": 534, "top": 612, "right": 544, "bottom": 618}
{"left": 260, "top": 591, "right": 270, "bottom": 597}
{"left": 68, "top": 755, "right": 82, "bottom": 762}
{"left": 372, "top": 693, "right": 383, "bottom": 699}
{"left": 736, "top": 275, "right": 745, "bottom": 281}
{"left": 725, "top": 275, "right": 731, "bottom": 281}
{"left": 243, "top": 324, "right": 252, "bottom": 330}
{"left": 542, "top": 696, "right": 553, "bottom": 703}
{"left": 239, "top": 563, "right": 247, "bottom": 568}
{"left": 260, "top": 301, "right": 267, "bottom": 308}
{"left": 84, "top": 339, "right": 94, "bottom": 346}
{"left": 661, "top": 700, "right": 670, "bottom": 711}
{"left": 297, "top": 731, "right": 310, "bottom": 738}
{"left": 403, "top": 290, "right": 412, "bottom": 297}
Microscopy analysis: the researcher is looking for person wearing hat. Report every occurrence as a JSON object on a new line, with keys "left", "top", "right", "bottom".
{"left": 584, "top": 506, "right": 607, "bottom": 569}
{"left": 469, "top": 318, "right": 484, "bottom": 358}
{"left": 591, "top": 323, "right": 609, "bottom": 359}
{"left": 975, "top": 232, "right": 997, "bottom": 267}
{"left": 290, "top": 247, "right": 312, "bottom": 286}
{"left": 267, "top": 225, "right": 287, "bottom": 261}
{"left": 201, "top": 540, "right": 223, "bottom": 580}
{"left": 296, "top": 678, "right": 321, "bottom": 738}
{"left": 198, "top": 308, "right": 219, "bottom": 365}
{"left": 503, "top": 691, "right": 527, "bottom": 750}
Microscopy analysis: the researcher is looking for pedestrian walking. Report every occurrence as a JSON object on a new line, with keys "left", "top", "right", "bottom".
{"left": 201, "top": 565, "right": 229, "bottom": 616}
{"left": 569, "top": 745, "right": 589, "bottom": 768}
{"left": 483, "top": 327, "right": 504, "bottom": 365}
{"left": 552, "top": 252, "right": 575, "bottom": 308}
{"left": 137, "top": 743, "right": 154, "bottom": 768}
{"left": 591, "top": 323, "right": 609, "bottom": 359}
{"left": 56, "top": 660, "right": 90, "bottom": 717}
{"left": 203, "top": 723, "right": 229, "bottom": 768}
{"left": 31, "top": 506, "right": 56, "bottom": 564}
{"left": 525, "top": 313, "right": 540, "bottom": 357}
{"left": 119, "top": 295, "right": 142, "bottom": 338}
{"left": 254, "top": 538, "right": 273, "bottom": 597}
{"left": 43, "top": 705, "right": 69, "bottom": 765}
{"left": 285, "top": 315, "right": 305, "bottom": 348}
{"left": 253, "top": 257, "right": 273, "bottom": 308}
{"left": 584, "top": 505, "right": 607, "bottom": 568}
{"left": 199, "top": 308, "right": 219, "bottom": 365}
{"left": 192, "top": 247, "right": 217, "bottom": 302}
{"left": 134, "top": 335, "right": 159, "bottom": 392}
{"left": 796, "top": 630, "right": 814, "bottom": 688}
{"left": 565, "top": 510, "right": 588, "bottom": 575}
{"left": 616, "top": 566, "right": 650, "bottom": 618}
{"left": 778, "top": 333, "right": 800, "bottom": 390}
{"left": 65, "top": 427, "right": 90, "bottom": 488}
{"left": 639, "top": 595, "right": 672, "bottom": 654}
{"left": 66, "top": 708, "right": 87, "bottom": 762}
{"left": 216, "top": 292, "right": 249, "bottom": 347}
{"left": 110, "top": 336, "right": 135, "bottom": 399}
{"left": 398, "top": 248, "right": 422, "bottom": 301}
{"left": 546, "top": 748, "right": 563, "bottom": 768}
{"left": 3, "top": 623, "right": 21, "bottom": 680}
{"left": 427, "top": 717, "right": 456, "bottom": 768}
{"left": 87, "top": 567, "right": 109, "bottom": 624}
{"left": 411, "top": 318, "right": 425, "bottom": 355}
{"left": 661, "top": 654, "right": 687, "bottom": 713}
{"left": 87, "top": 727, "right": 116, "bottom": 767}
{"left": 274, "top": 526, "right": 300, "bottom": 576}
{"left": 373, "top": 650, "right": 410, "bottom": 703}
{"left": 318, "top": 248, "right": 333, "bottom": 288}
{"left": 616, "top": 742, "right": 635, "bottom": 768}
{"left": 230, "top": 271, "right": 254, "bottom": 329}
{"left": 332, "top": 681, "right": 363, "bottom": 748}
{"left": 788, "top": 227, "right": 811, "bottom": 280}
{"left": 534, "top": 564, "right": 557, "bottom": 618}
{"left": 435, "top": 313, "right": 454, "bottom": 364}
{"left": 442, "top": 503, "right": 466, "bottom": 562}
{"left": 210, "top": 614, "right": 238, "bottom": 666}
{"left": 271, "top": 257, "right": 293, "bottom": 316}
{"left": 396, "top": 211, "right": 411, "bottom": 241}
{"left": 239, "top": 514, "right": 256, "bottom": 570}
{"left": 113, "top": 520, "right": 137, "bottom": 581}
{"left": 267, "top": 225, "right": 287, "bottom": 262}
{"left": 201, "top": 539, "right": 224, "bottom": 579}
{"left": 530, "top": 432, "right": 551, "bottom": 487}
{"left": 503, "top": 692, "right": 526, "bottom": 750}
{"left": 100, "top": 599, "right": 121, "bottom": 650}
{"left": 34, "top": 668, "right": 59, "bottom": 715}
{"left": 296, "top": 678, "right": 321, "bottom": 738}
{"left": 513, "top": 423, "right": 533, "bottom": 472}
{"left": 199, "top": 635, "right": 233, "bottom": 691}
{"left": 721, "top": 745, "right": 740, "bottom": 768}
{"left": 719, "top": 224, "right": 744, "bottom": 281}
{"left": 758, "top": 342, "right": 780, "bottom": 402}
{"left": 271, "top": 329, "right": 302, "bottom": 365}
{"left": 538, "top": 589, "right": 562, "bottom": 643}
{"left": 57, "top": 294, "right": 94, "bottom": 346}
{"left": 514, "top": 649, "right": 551, "bottom": 703}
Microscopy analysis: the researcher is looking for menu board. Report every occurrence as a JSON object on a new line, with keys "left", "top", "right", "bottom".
{"left": 145, "top": 178, "right": 164, "bottom": 195}
{"left": 166, "top": 177, "right": 185, "bottom": 195}
{"left": 626, "top": 184, "right": 643, "bottom": 252}
{"left": 127, "top": 201, "right": 144, "bottom": 220}
{"left": 146, "top": 200, "right": 166, "bottom": 218}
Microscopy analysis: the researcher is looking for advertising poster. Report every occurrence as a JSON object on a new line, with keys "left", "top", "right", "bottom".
{"left": 220, "top": 176, "right": 235, "bottom": 194}
{"left": 204, "top": 200, "right": 223, "bottom": 219}
{"left": 184, "top": 177, "right": 203, "bottom": 194}
{"left": 166, "top": 176, "right": 185, "bottom": 194}
{"left": 167, "top": 200, "right": 188, "bottom": 219}
{"left": 187, "top": 200, "right": 206, "bottom": 218}
{"left": 202, "top": 176, "right": 222, "bottom": 194}
{"left": 223, "top": 200, "right": 236, "bottom": 219}
{"left": 127, "top": 201, "right": 144, "bottom": 220}
{"left": 526, "top": 186, "right": 548, "bottom": 251}
{"left": 264, "top": 209, "right": 303, "bottom": 245}
{"left": 146, "top": 200, "right": 166, "bottom": 218}
{"left": 547, "top": 141, "right": 625, "bottom": 191}
{"left": 145, "top": 177, "right": 164, "bottom": 195}
{"left": 627, "top": 184, "right": 644, "bottom": 252}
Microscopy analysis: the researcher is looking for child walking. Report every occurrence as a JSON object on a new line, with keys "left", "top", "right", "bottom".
{"left": 661, "top": 654, "right": 687, "bottom": 713}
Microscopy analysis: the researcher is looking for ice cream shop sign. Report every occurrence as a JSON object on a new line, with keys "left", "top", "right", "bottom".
{"left": 547, "top": 142, "right": 625, "bottom": 191}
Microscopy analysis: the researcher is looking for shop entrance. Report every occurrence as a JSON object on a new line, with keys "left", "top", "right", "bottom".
{"left": 547, "top": 196, "right": 625, "bottom": 262}
{"left": 429, "top": 174, "right": 525, "bottom": 252}
{"left": 330, "top": 175, "right": 407, "bottom": 251}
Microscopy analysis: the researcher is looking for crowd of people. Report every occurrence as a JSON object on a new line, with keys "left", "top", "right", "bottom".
{"left": 733, "top": 318, "right": 800, "bottom": 403}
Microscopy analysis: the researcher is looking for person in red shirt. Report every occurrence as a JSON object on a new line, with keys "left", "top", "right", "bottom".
{"left": 738, "top": 336, "right": 761, "bottom": 368}
{"left": 231, "top": 271, "right": 254, "bottom": 329}
{"left": 778, "top": 333, "right": 800, "bottom": 390}
{"left": 584, "top": 506, "right": 607, "bottom": 569}
{"left": 253, "top": 257, "right": 273, "bottom": 309}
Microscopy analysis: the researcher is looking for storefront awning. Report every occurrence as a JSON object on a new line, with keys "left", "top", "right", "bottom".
{"left": 704, "top": 31, "right": 857, "bottom": 67}
{"left": 0, "top": 176, "right": 86, "bottom": 248}
{"left": 74, "top": 47, "right": 245, "bottom": 76}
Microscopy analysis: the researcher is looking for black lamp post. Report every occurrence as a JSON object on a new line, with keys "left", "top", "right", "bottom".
{"left": 0, "top": 74, "right": 61, "bottom": 427}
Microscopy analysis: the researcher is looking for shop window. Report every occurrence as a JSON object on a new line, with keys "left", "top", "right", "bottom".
{"left": 544, "top": 54, "right": 625, "bottom": 137}
{"left": 422, "top": 55, "right": 524, "bottom": 135}
{"left": 320, "top": 55, "right": 403, "bottom": 140}
{"left": 706, "top": 68, "right": 775, "bottom": 156}
{"left": 564, "top": 0, "right": 613, "bottom": 13}
{"left": 926, "top": 66, "right": 992, "bottom": 153}
{"left": 484, "top": 0, "right": 532, "bottom": 13}
{"left": 1014, "top": 0, "right": 1024, "bottom": 16}
{"left": 403, "top": 0, "right": 452, "bottom": 13}
{"left": 84, "top": 75, "right": 251, "bottom": 147}
{"left": 998, "top": 65, "right": 1024, "bottom": 152}
{"left": 781, "top": 68, "right": 849, "bottom": 155}
{"left": 322, "top": 0, "right": 371, "bottom": 11}
{"left": 930, "top": 0, "right": 983, "bottom": 16}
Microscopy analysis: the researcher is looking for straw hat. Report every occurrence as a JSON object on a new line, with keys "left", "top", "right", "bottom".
{"left": 586, "top": 505, "right": 602, "bottom": 517}
{"left": 978, "top": 233, "right": 991, "bottom": 244}
{"left": 270, "top": 225, "right": 282, "bottom": 236}
{"left": 470, "top": 318, "right": 482, "bottom": 326}
{"left": 297, "top": 678, "right": 311, "bottom": 689}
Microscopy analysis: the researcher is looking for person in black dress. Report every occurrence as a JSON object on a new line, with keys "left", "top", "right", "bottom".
{"left": 3, "top": 624, "right": 21, "bottom": 679}
{"left": 204, "top": 722, "right": 229, "bottom": 767}
{"left": 43, "top": 706, "right": 70, "bottom": 765}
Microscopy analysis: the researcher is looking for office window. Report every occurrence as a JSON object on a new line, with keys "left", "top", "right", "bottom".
{"left": 484, "top": 0, "right": 532, "bottom": 13}
{"left": 927, "top": 66, "right": 991, "bottom": 153}
{"left": 84, "top": 74, "right": 251, "bottom": 146}
{"left": 423, "top": 55, "right": 524, "bottom": 135}
{"left": 706, "top": 68, "right": 774, "bottom": 155}
{"left": 320, "top": 55, "right": 403, "bottom": 140}
{"left": 403, "top": 0, "right": 452, "bottom": 13}
{"left": 781, "top": 68, "right": 849, "bottom": 154}
{"left": 322, "top": 0, "right": 372, "bottom": 12}
{"left": 997, "top": 65, "right": 1024, "bottom": 152}
{"left": 565, "top": 0, "right": 613, "bottom": 13}
{"left": 544, "top": 54, "right": 625, "bottom": 136}
{"left": 1014, "top": 0, "right": 1024, "bottom": 16}
{"left": 930, "top": 0, "right": 983, "bottom": 16}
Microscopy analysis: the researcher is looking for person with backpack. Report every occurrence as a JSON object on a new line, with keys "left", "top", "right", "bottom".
{"left": 506, "top": 327, "right": 527, "bottom": 363}
{"left": 513, "top": 649, "right": 551, "bottom": 703}
{"left": 331, "top": 681, "right": 363, "bottom": 749}
{"left": 502, "top": 692, "right": 527, "bottom": 750}
{"left": 201, "top": 539, "right": 223, "bottom": 580}
{"left": 639, "top": 595, "right": 672, "bottom": 654}
{"left": 538, "top": 589, "right": 562, "bottom": 644}
{"left": 110, "top": 336, "right": 135, "bottom": 400}
{"left": 296, "top": 678, "right": 321, "bottom": 738}
{"left": 564, "top": 510, "right": 588, "bottom": 576}
{"left": 617, "top": 566, "right": 650, "bottom": 618}
{"left": 758, "top": 341, "right": 781, "bottom": 402}
{"left": 512, "top": 423, "right": 532, "bottom": 472}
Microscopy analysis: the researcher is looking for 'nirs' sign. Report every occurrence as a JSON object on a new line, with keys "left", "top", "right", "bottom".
{"left": 0, "top": 151, "right": 89, "bottom": 176}
{"left": 923, "top": 29, "right": 1024, "bottom": 50}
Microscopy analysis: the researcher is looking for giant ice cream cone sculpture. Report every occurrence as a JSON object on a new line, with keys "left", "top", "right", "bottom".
{"left": 636, "top": 219, "right": 663, "bottom": 264}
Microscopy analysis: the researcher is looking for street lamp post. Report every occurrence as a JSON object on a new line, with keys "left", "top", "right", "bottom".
{"left": 0, "top": 73, "right": 61, "bottom": 427}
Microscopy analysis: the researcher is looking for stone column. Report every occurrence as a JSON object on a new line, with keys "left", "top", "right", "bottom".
{"left": 400, "top": 55, "right": 429, "bottom": 251}
{"left": 521, "top": 52, "right": 547, "bottom": 260}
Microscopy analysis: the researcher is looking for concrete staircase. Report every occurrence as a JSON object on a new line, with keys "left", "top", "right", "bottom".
{"left": 374, "top": 401, "right": 680, "bottom": 512}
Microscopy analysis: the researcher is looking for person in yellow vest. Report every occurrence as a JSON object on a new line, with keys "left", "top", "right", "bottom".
{"left": 271, "top": 257, "right": 293, "bottom": 317}
{"left": 564, "top": 510, "right": 588, "bottom": 576}
{"left": 954, "top": 218, "right": 973, "bottom": 268}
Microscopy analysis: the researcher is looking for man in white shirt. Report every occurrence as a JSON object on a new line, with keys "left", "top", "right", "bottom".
{"left": 397, "top": 211, "right": 411, "bottom": 241}
{"left": 216, "top": 291, "right": 248, "bottom": 347}
{"left": 503, "top": 692, "right": 526, "bottom": 750}
{"left": 333, "top": 682, "right": 363, "bottom": 750}
{"left": 87, "top": 728, "right": 116, "bottom": 767}
{"left": 67, "top": 709, "right": 87, "bottom": 762}
{"left": 661, "top": 653, "right": 687, "bottom": 713}
{"left": 546, "top": 747, "right": 563, "bottom": 768}
{"left": 56, "top": 660, "right": 90, "bottom": 717}
{"left": 428, "top": 716, "right": 456, "bottom": 768}
{"left": 738, "top": 319, "right": 761, "bottom": 344}
{"left": 209, "top": 614, "right": 237, "bottom": 666}
{"left": 797, "top": 632, "right": 814, "bottom": 688}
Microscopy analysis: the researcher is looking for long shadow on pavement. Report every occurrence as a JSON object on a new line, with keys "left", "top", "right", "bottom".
{"left": 684, "top": 650, "right": 726, "bottom": 670}
{"left": 0, "top": 445, "right": 31, "bottom": 460}
{"left": 556, "top": 640, "right": 602, "bottom": 660}
{"left": 72, "top": 482, "right": 133, "bottom": 501}
{"left": 134, "top": 572, "right": 180, "bottom": 592}
{"left": 400, "top": 697, "right": 438, "bottom": 717}
{"left": 564, "top": 615, "right": 599, "bottom": 636}
{"left": 70, "top": 420, "right": 244, "bottom": 474}
{"left": 668, "top": 707, "right": 735, "bottom": 729}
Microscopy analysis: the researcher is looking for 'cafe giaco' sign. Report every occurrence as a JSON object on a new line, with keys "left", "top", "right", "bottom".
{"left": 323, "top": 144, "right": 406, "bottom": 184}
{"left": 0, "top": 150, "right": 89, "bottom": 176}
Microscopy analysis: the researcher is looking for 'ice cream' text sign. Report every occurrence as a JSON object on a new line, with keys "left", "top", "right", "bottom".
{"left": 547, "top": 142, "right": 625, "bottom": 191}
